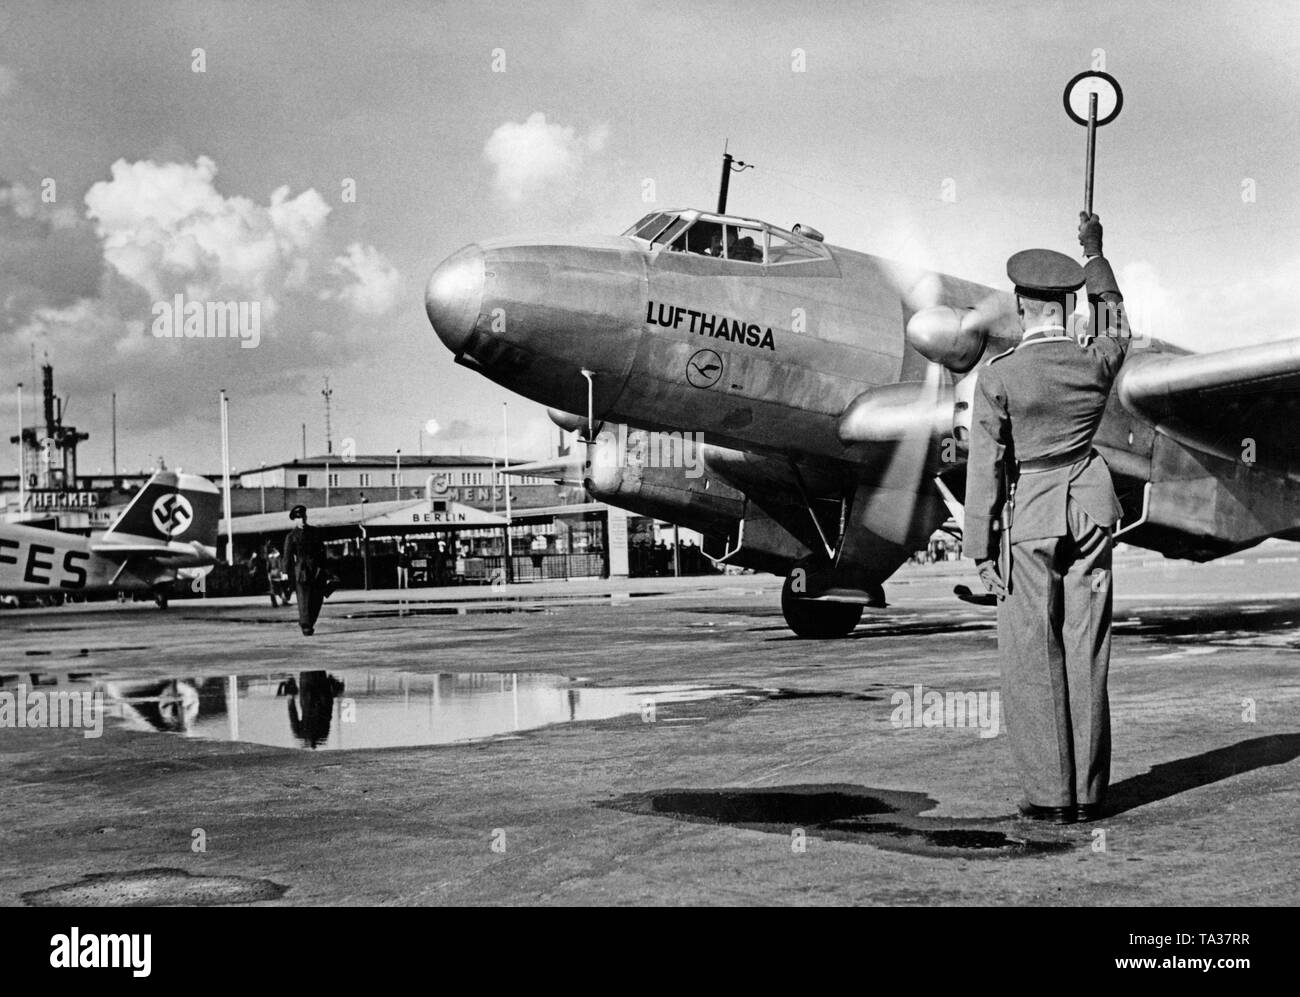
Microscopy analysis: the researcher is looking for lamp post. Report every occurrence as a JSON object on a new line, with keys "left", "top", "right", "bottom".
{"left": 15, "top": 382, "right": 25, "bottom": 520}
{"left": 502, "top": 404, "right": 512, "bottom": 582}
{"left": 395, "top": 448, "right": 402, "bottom": 502}
{"left": 219, "top": 389, "right": 233, "bottom": 564}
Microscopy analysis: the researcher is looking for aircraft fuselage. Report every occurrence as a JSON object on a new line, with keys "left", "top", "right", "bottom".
{"left": 0, "top": 523, "right": 199, "bottom": 596}
{"left": 426, "top": 214, "right": 1300, "bottom": 564}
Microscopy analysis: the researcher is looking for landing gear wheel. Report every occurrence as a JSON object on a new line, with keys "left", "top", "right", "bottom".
{"left": 154, "top": 594, "right": 169, "bottom": 610}
{"left": 781, "top": 573, "right": 863, "bottom": 638}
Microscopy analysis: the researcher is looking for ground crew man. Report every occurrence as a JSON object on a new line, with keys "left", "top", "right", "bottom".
{"left": 964, "top": 213, "right": 1130, "bottom": 824}
{"left": 266, "top": 544, "right": 288, "bottom": 607}
{"left": 397, "top": 540, "right": 413, "bottom": 589}
{"left": 283, "top": 504, "right": 326, "bottom": 636}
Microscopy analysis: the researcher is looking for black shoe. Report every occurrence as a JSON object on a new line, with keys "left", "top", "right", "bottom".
{"left": 1017, "top": 802, "right": 1077, "bottom": 825}
{"left": 1074, "top": 803, "right": 1106, "bottom": 823}
{"left": 302, "top": 627, "right": 314, "bottom": 636}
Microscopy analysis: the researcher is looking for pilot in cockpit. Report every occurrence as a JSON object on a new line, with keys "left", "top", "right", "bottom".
{"left": 732, "top": 235, "right": 761, "bottom": 262}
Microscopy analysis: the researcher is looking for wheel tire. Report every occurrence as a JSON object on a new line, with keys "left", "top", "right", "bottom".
{"left": 155, "top": 594, "right": 169, "bottom": 610}
{"left": 781, "top": 573, "right": 863, "bottom": 638}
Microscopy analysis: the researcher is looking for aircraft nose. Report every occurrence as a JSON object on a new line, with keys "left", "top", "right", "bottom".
{"left": 425, "top": 244, "right": 485, "bottom": 354}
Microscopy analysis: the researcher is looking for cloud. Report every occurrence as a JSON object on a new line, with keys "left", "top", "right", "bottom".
{"left": 0, "top": 180, "right": 79, "bottom": 230}
{"left": 84, "top": 156, "right": 334, "bottom": 319}
{"left": 323, "top": 242, "right": 402, "bottom": 316}
{"left": 0, "top": 180, "right": 103, "bottom": 333}
{"left": 483, "top": 112, "right": 608, "bottom": 202}
{"left": 434, "top": 419, "right": 477, "bottom": 441}
{"left": 1, "top": 157, "right": 404, "bottom": 455}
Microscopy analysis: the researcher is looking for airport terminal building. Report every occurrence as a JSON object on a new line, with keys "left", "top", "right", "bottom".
{"left": 2, "top": 449, "right": 720, "bottom": 594}
{"left": 226, "top": 454, "right": 634, "bottom": 588}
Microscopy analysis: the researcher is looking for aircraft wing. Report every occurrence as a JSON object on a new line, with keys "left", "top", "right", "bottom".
{"left": 88, "top": 542, "right": 209, "bottom": 562}
{"left": 1117, "top": 337, "right": 1300, "bottom": 466}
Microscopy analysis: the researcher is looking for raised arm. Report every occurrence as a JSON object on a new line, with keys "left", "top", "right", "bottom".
{"left": 1078, "top": 213, "right": 1132, "bottom": 366}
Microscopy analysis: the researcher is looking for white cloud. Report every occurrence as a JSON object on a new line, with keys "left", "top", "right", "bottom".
{"left": 84, "top": 156, "right": 334, "bottom": 314}
{"left": 0, "top": 181, "right": 38, "bottom": 218}
{"left": 323, "top": 242, "right": 402, "bottom": 316}
{"left": 483, "top": 112, "right": 608, "bottom": 202}
{"left": 3, "top": 157, "right": 404, "bottom": 450}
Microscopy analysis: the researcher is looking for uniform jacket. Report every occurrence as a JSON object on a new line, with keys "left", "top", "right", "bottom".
{"left": 964, "top": 274, "right": 1129, "bottom": 562}
{"left": 283, "top": 525, "right": 325, "bottom": 583}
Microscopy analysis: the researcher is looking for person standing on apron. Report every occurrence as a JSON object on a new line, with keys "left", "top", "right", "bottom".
{"left": 283, "top": 505, "right": 326, "bottom": 636}
{"left": 964, "top": 213, "right": 1131, "bottom": 824}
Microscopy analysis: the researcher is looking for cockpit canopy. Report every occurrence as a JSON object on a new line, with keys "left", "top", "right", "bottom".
{"left": 621, "top": 209, "right": 830, "bottom": 265}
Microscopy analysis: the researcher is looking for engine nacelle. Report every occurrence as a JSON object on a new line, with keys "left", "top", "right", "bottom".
{"left": 583, "top": 425, "right": 745, "bottom": 537}
{"left": 582, "top": 426, "right": 811, "bottom": 573}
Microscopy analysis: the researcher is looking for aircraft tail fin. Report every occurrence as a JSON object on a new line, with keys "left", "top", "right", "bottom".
{"left": 103, "top": 470, "right": 222, "bottom": 548}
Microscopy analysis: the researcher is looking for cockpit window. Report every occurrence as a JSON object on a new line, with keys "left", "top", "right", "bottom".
{"left": 621, "top": 213, "right": 656, "bottom": 237}
{"left": 686, "top": 221, "right": 722, "bottom": 255}
{"left": 767, "top": 231, "right": 822, "bottom": 264}
{"left": 626, "top": 211, "right": 832, "bottom": 266}
{"left": 625, "top": 212, "right": 674, "bottom": 241}
{"left": 723, "top": 224, "right": 763, "bottom": 262}
{"left": 653, "top": 216, "right": 691, "bottom": 248}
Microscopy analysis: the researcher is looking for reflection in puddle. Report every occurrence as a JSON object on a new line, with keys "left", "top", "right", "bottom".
{"left": 80, "top": 672, "right": 740, "bottom": 751}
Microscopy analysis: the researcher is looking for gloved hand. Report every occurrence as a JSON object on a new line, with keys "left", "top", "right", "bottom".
{"left": 976, "top": 559, "right": 1008, "bottom": 600}
{"left": 1078, "top": 212, "right": 1103, "bottom": 258}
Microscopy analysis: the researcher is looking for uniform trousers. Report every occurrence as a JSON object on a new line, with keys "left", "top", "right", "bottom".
{"left": 999, "top": 497, "right": 1113, "bottom": 808}
{"left": 295, "top": 573, "right": 325, "bottom": 633}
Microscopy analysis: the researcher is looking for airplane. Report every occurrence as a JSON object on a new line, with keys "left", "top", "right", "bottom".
{"left": 0, "top": 469, "right": 221, "bottom": 608}
{"left": 425, "top": 205, "right": 1300, "bottom": 637}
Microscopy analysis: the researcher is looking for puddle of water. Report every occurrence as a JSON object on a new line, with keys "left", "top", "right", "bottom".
{"left": 342, "top": 606, "right": 550, "bottom": 619}
{"left": 762, "top": 689, "right": 880, "bottom": 702}
{"left": 58, "top": 671, "right": 742, "bottom": 751}
{"left": 24, "top": 868, "right": 286, "bottom": 907}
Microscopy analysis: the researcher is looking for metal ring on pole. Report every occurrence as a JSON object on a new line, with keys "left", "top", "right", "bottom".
{"left": 1063, "top": 71, "right": 1123, "bottom": 127}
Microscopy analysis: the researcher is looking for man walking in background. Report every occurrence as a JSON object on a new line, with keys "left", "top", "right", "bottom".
{"left": 283, "top": 505, "right": 326, "bottom": 636}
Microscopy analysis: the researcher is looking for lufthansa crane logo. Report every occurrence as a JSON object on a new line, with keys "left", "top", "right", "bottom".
{"left": 151, "top": 493, "right": 194, "bottom": 536}
{"left": 686, "top": 349, "right": 723, "bottom": 389}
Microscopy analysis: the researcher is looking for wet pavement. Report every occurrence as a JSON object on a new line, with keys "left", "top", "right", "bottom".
{"left": 2, "top": 670, "right": 750, "bottom": 751}
{"left": 1, "top": 545, "right": 1298, "bottom": 905}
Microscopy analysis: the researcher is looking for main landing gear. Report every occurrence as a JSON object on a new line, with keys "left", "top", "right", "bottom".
{"left": 779, "top": 556, "right": 890, "bottom": 638}
{"left": 779, "top": 575, "right": 862, "bottom": 640}
{"left": 780, "top": 581, "right": 862, "bottom": 638}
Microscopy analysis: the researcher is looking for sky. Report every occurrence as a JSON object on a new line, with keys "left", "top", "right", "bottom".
{"left": 1, "top": 0, "right": 1297, "bottom": 475}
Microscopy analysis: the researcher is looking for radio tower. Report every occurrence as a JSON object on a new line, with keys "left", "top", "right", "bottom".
{"left": 322, "top": 377, "right": 334, "bottom": 455}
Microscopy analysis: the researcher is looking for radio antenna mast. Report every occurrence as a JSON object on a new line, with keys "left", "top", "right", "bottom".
{"left": 322, "top": 377, "right": 334, "bottom": 455}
